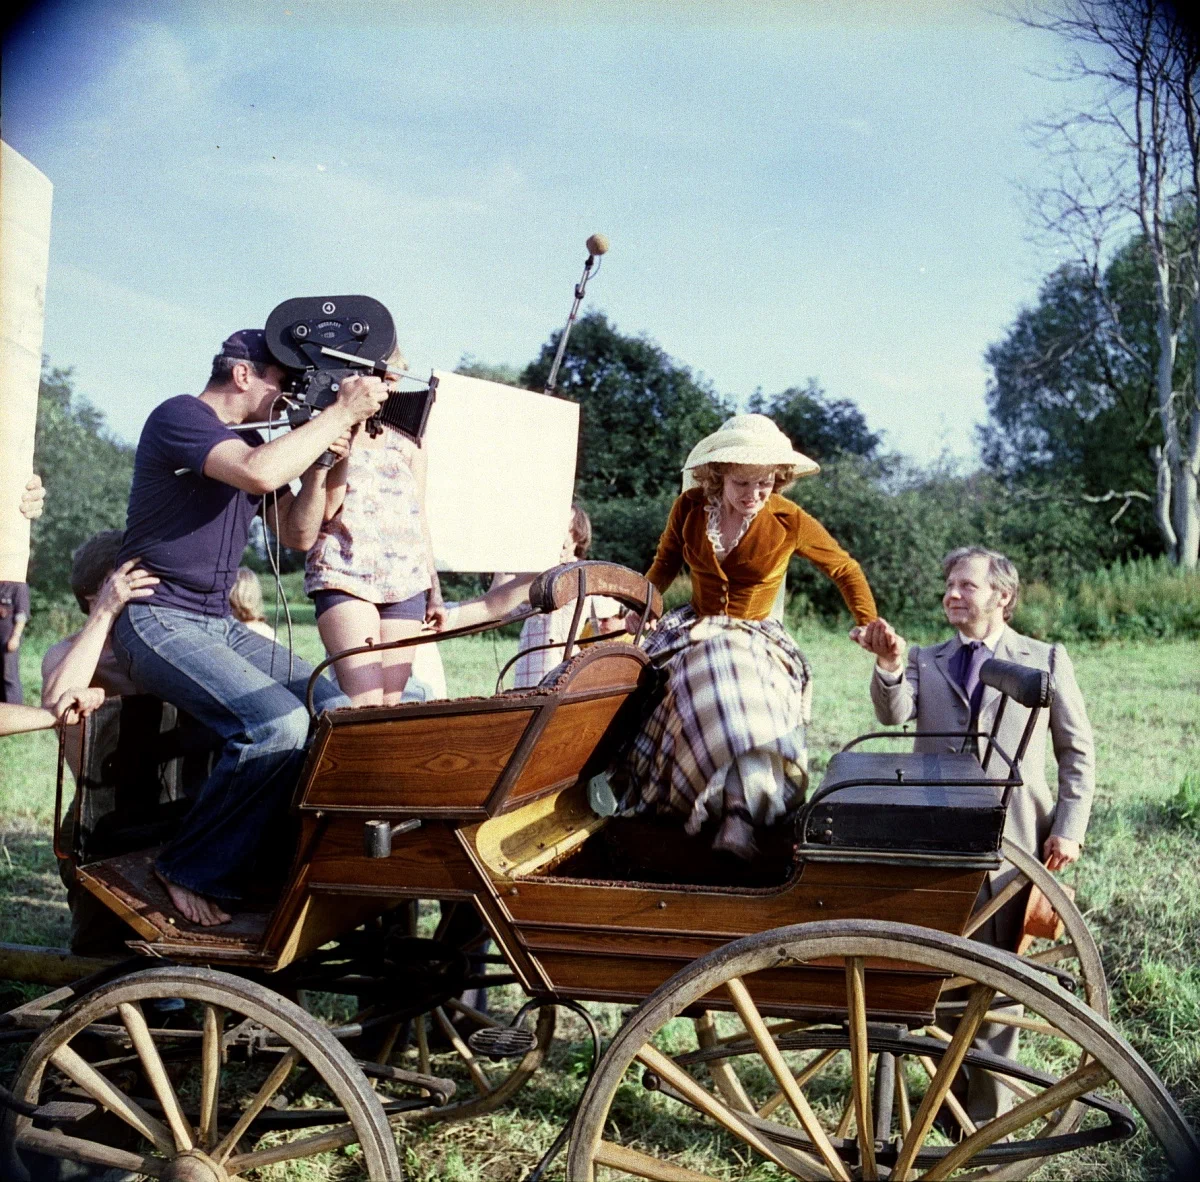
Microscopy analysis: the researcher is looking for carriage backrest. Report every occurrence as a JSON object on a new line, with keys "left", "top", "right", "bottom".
{"left": 67, "top": 695, "right": 219, "bottom": 865}
{"left": 294, "top": 640, "right": 655, "bottom": 822}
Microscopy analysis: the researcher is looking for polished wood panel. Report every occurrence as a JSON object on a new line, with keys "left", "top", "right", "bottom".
{"left": 473, "top": 784, "right": 607, "bottom": 878}
{"left": 306, "top": 819, "right": 482, "bottom": 896}
{"left": 547, "top": 645, "right": 648, "bottom": 692}
{"left": 503, "top": 696, "right": 629, "bottom": 806}
{"left": 271, "top": 894, "right": 399, "bottom": 972}
{"left": 301, "top": 708, "right": 537, "bottom": 814}
{"left": 531, "top": 950, "right": 945, "bottom": 1021}
{"left": 495, "top": 871, "right": 985, "bottom": 941}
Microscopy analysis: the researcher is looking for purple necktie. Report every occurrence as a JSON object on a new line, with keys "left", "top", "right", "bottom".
{"left": 958, "top": 640, "right": 988, "bottom": 715}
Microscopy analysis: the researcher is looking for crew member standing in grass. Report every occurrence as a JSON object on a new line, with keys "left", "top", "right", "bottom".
{"left": 853, "top": 545, "right": 1096, "bottom": 1122}
{"left": 109, "top": 329, "right": 387, "bottom": 927}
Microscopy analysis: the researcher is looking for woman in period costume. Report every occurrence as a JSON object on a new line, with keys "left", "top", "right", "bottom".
{"left": 620, "top": 414, "right": 878, "bottom": 859}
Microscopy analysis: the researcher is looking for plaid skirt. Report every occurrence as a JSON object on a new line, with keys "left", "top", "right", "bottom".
{"left": 619, "top": 606, "right": 812, "bottom": 836}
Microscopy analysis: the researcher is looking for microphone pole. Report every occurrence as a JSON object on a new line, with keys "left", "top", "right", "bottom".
{"left": 545, "top": 233, "right": 609, "bottom": 395}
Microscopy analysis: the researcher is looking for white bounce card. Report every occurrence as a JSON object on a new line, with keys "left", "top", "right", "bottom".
{"left": 0, "top": 142, "right": 53, "bottom": 581}
{"left": 422, "top": 370, "right": 579, "bottom": 572}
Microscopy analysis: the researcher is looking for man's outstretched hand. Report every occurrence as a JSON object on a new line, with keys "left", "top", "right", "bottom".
{"left": 849, "top": 617, "right": 907, "bottom": 674}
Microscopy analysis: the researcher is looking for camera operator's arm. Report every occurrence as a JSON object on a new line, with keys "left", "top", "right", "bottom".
{"left": 263, "top": 429, "right": 353, "bottom": 551}
{"left": 204, "top": 376, "right": 386, "bottom": 494}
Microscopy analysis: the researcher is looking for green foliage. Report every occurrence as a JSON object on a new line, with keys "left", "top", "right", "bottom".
{"left": 521, "top": 311, "right": 730, "bottom": 502}
{"left": 1014, "top": 557, "right": 1200, "bottom": 642}
{"left": 748, "top": 379, "right": 881, "bottom": 461}
{"left": 781, "top": 455, "right": 1172, "bottom": 632}
{"left": 980, "top": 205, "right": 1199, "bottom": 560}
{"left": 454, "top": 355, "right": 526, "bottom": 387}
{"left": 1163, "top": 772, "right": 1200, "bottom": 833}
{"left": 27, "top": 366, "right": 135, "bottom": 603}
{"left": 584, "top": 493, "right": 676, "bottom": 573}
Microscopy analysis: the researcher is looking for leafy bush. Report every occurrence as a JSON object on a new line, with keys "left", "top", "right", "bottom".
{"left": 28, "top": 367, "right": 134, "bottom": 598}
{"left": 1014, "top": 557, "right": 1200, "bottom": 641}
{"left": 1164, "top": 772, "right": 1200, "bottom": 833}
{"left": 586, "top": 493, "right": 676, "bottom": 574}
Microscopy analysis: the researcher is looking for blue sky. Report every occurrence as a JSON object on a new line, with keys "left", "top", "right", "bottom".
{"left": 3, "top": 0, "right": 1085, "bottom": 464}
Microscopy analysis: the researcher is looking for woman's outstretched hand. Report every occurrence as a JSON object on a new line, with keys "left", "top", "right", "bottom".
{"left": 849, "top": 617, "right": 907, "bottom": 674}
{"left": 624, "top": 609, "right": 656, "bottom": 635}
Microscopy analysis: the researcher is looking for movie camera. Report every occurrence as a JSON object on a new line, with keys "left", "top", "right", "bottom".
{"left": 249, "top": 295, "right": 437, "bottom": 452}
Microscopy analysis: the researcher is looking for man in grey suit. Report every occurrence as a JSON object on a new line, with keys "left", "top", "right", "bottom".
{"left": 852, "top": 545, "right": 1096, "bottom": 1122}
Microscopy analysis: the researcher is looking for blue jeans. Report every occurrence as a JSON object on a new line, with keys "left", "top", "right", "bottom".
{"left": 112, "top": 604, "right": 348, "bottom": 902}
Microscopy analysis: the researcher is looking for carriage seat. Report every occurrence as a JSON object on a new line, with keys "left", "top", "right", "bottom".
{"left": 297, "top": 640, "right": 657, "bottom": 821}
{"left": 799, "top": 750, "right": 1005, "bottom": 855}
{"left": 68, "top": 694, "right": 220, "bottom": 866}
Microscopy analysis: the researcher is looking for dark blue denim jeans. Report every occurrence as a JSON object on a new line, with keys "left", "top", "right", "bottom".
{"left": 112, "top": 604, "right": 348, "bottom": 902}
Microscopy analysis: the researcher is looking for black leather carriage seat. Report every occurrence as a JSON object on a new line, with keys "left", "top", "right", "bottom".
{"left": 803, "top": 750, "right": 1006, "bottom": 855}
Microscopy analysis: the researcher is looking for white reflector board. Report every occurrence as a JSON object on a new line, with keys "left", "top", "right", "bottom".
{"left": 422, "top": 370, "right": 579, "bottom": 572}
{"left": 0, "top": 142, "right": 53, "bottom": 581}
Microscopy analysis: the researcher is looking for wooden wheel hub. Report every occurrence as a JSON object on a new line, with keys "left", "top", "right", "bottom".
{"left": 162, "top": 1150, "right": 229, "bottom": 1182}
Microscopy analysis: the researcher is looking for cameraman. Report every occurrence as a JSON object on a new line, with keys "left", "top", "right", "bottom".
{"left": 111, "top": 329, "right": 387, "bottom": 927}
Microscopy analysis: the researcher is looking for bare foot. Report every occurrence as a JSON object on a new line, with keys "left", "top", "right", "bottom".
{"left": 154, "top": 869, "right": 231, "bottom": 926}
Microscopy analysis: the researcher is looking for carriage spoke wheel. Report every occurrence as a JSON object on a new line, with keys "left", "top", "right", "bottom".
{"left": 693, "top": 838, "right": 1110, "bottom": 1161}
{"left": 569, "top": 920, "right": 1198, "bottom": 1182}
{"left": 971, "top": 839, "right": 1108, "bottom": 1016}
{"left": 1, "top": 966, "right": 401, "bottom": 1181}
{"left": 300, "top": 903, "right": 558, "bottom": 1126}
{"left": 390, "top": 995, "right": 557, "bottom": 1125}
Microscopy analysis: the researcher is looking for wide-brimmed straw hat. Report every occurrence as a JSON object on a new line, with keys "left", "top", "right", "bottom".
{"left": 682, "top": 414, "right": 820, "bottom": 480}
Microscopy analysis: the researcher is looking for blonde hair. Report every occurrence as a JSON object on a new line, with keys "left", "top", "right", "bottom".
{"left": 690, "top": 462, "right": 802, "bottom": 500}
{"left": 229, "top": 567, "right": 267, "bottom": 623}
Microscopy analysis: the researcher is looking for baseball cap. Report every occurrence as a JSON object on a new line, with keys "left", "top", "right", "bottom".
{"left": 219, "top": 329, "right": 274, "bottom": 365}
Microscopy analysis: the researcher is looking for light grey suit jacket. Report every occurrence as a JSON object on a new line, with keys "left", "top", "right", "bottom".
{"left": 869, "top": 627, "right": 1095, "bottom": 858}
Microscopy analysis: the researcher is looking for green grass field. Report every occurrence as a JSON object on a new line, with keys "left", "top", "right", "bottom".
{"left": 0, "top": 619, "right": 1196, "bottom": 1179}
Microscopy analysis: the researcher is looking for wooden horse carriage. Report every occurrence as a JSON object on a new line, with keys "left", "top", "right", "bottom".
{"left": 0, "top": 561, "right": 1196, "bottom": 1180}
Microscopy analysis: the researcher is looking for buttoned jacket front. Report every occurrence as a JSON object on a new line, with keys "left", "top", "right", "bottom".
{"left": 645, "top": 489, "right": 877, "bottom": 624}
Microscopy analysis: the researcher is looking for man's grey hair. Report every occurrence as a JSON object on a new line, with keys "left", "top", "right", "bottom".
{"left": 942, "top": 546, "right": 1020, "bottom": 621}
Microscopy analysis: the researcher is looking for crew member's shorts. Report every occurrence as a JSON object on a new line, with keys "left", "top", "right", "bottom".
{"left": 311, "top": 589, "right": 428, "bottom": 622}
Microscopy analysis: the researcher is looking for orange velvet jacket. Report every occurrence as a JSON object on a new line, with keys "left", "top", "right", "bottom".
{"left": 645, "top": 489, "right": 878, "bottom": 625}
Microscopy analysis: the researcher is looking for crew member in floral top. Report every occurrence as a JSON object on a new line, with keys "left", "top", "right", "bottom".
{"left": 302, "top": 349, "right": 447, "bottom": 706}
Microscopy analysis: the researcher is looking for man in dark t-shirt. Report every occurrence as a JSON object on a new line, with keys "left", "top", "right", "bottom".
{"left": 111, "top": 329, "right": 387, "bottom": 926}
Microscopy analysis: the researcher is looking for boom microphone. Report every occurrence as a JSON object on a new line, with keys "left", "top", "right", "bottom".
{"left": 545, "top": 233, "right": 610, "bottom": 395}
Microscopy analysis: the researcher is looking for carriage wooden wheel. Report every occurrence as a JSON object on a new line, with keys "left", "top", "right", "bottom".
{"left": 568, "top": 920, "right": 1199, "bottom": 1182}
{"left": 280, "top": 901, "right": 559, "bottom": 1127}
{"left": 691, "top": 835, "right": 1110, "bottom": 1159}
{"left": 2, "top": 966, "right": 402, "bottom": 1181}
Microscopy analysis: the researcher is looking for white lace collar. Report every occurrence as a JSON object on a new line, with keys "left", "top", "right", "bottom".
{"left": 705, "top": 495, "right": 763, "bottom": 562}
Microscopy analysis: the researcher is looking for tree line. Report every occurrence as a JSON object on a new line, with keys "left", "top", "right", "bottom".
{"left": 26, "top": 277, "right": 1191, "bottom": 634}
